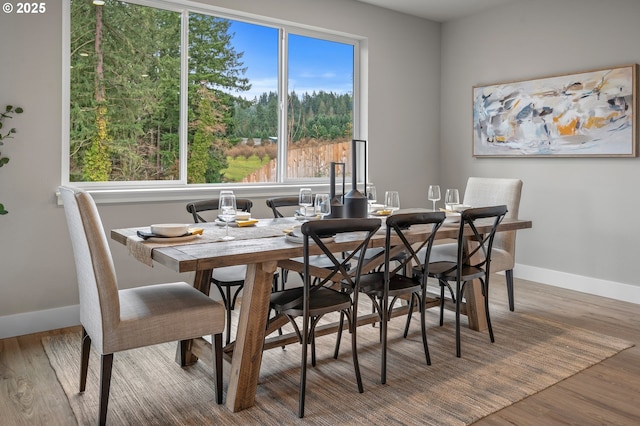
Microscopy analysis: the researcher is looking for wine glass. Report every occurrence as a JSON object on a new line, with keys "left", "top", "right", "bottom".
{"left": 384, "top": 190, "right": 400, "bottom": 212}
{"left": 299, "top": 188, "right": 313, "bottom": 217}
{"left": 366, "top": 183, "right": 377, "bottom": 212}
{"left": 428, "top": 185, "right": 441, "bottom": 211}
{"left": 218, "top": 191, "right": 237, "bottom": 241}
{"left": 314, "top": 193, "right": 331, "bottom": 219}
{"left": 445, "top": 188, "right": 460, "bottom": 211}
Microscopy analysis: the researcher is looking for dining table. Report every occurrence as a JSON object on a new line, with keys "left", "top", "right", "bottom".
{"left": 111, "top": 211, "right": 532, "bottom": 412}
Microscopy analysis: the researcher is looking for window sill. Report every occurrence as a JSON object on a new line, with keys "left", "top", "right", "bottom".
{"left": 55, "top": 183, "right": 336, "bottom": 205}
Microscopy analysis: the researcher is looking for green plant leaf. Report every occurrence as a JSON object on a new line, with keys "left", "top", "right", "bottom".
{"left": 5, "top": 105, "right": 12, "bottom": 112}
{"left": 15, "top": 107, "right": 23, "bottom": 114}
{"left": 0, "top": 204, "right": 7, "bottom": 215}
{"left": 0, "top": 157, "right": 9, "bottom": 167}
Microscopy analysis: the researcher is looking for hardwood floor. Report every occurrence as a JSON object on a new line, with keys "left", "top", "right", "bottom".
{"left": 1, "top": 277, "right": 638, "bottom": 425}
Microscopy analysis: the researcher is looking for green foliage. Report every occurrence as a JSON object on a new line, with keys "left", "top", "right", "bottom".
{"left": 222, "top": 154, "right": 270, "bottom": 182}
{"left": 70, "top": 2, "right": 248, "bottom": 183}
{"left": 0, "top": 105, "right": 24, "bottom": 215}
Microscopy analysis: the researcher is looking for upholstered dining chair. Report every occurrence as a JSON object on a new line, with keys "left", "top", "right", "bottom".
{"left": 420, "top": 205, "right": 508, "bottom": 358}
{"left": 269, "top": 218, "right": 381, "bottom": 418}
{"left": 60, "top": 186, "right": 225, "bottom": 426}
{"left": 345, "top": 212, "right": 445, "bottom": 384}
{"left": 186, "top": 197, "right": 276, "bottom": 345}
{"left": 430, "top": 177, "right": 522, "bottom": 311}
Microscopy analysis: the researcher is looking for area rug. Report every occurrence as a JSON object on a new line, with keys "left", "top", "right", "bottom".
{"left": 43, "top": 308, "right": 633, "bottom": 425}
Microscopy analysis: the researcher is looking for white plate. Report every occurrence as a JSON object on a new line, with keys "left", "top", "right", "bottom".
{"left": 285, "top": 233, "right": 335, "bottom": 244}
{"left": 146, "top": 234, "right": 200, "bottom": 243}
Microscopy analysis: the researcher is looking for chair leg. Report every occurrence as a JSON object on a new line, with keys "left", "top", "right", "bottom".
{"left": 381, "top": 297, "right": 389, "bottom": 385}
{"left": 483, "top": 279, "right": 495, "bottom": 343}
{"left": 403, "top": 293, "right": 415, "bottom": 338}
{"left": 439, "top": 280, "right": 446, "bottom": 326}
{"left": 419, "top": 292, "right": 431, "bottom": 366}
{"left": 333, "top": 311, "right": 345, "bottom": 359}
{"left": 299, "top": 318, "right": 309, "bottom": 418}
{"left": 348, "top": 310, "right": 364, "bottom": 393}
{"left": 212, "top": 333, "right": 223, "bottom": 404}
{"left": 505, "top": 269, "right": 515, "bottom": 311}
{"left": 225, "top": 285, "right": 233, "bottom": 346}
{"left": 79, "top": 327, "right": 91, "bottom": 392}
{"left": 98, "top": 353, "right": 114, "bottom": 426}
{"left": 455, "top": 281, "right": 462, "bottom": 358}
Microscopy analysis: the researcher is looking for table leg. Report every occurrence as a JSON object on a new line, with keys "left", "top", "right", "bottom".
{"left": 464, "top": 279, "right": 487, "bottom": 331}
{"left": 225, "top": 261, "right": 277, "bottom": 412}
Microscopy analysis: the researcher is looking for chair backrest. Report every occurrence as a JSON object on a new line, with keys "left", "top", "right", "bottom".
{"left": 59, "top": 186, "right": 119, "bottom": 351}
{"left": 384, "top": 212, "right": 446, "bottom": 282}
{"left": 462, "top": 177, "right": 522, "bottom": 256}
{"left": 302, "top": 218, "right": 381, "bottom": 297}
{"left": 266, "top": 196, "right": 300, "bottom": 218}
{"left": 186, "top": 198, "right": 253, "bottom": 223}
{"left": 456, "top": 205, "right": 508, "bottom": 275}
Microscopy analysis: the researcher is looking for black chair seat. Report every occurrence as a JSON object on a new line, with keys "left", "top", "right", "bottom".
{"left": 358, "top": 272, "right": 421, "bottom": 299}
{"left": 271, "top": 286, "right": 352, "bottom": 317}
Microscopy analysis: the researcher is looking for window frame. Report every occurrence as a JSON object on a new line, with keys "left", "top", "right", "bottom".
{"left": 61, "top": 0, "right": 365, "bottom": 203}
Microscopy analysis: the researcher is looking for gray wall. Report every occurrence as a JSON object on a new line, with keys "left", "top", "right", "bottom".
{"left": 0, "top": 0, "right": 441, "bottom": 337}
{"left": 440, "top": 0, "right": 640, "bottom": 297}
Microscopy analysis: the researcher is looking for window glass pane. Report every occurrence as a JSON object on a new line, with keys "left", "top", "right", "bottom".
{"left": 287, "top": 34, "right": 354, "bottom": 180}
{"left": 188, "top": 16, "right": 278, "bottom": 183}
{"left": 69, "top": 1, "right": 181, "bottom": 182}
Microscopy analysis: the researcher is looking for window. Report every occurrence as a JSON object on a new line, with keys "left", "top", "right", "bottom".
{"left": 64, "top": 0, "right": 360, "bottom": 195}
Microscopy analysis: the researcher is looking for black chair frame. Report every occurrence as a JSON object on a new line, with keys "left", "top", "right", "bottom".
{"left": 424, "top": 205, "right": 507, "bottom": 357}
{"left": 186, "top": 197, "right": 277, "bottom": 345}
{"left": 269, "top": 218, "right": 381, "bottom": 418}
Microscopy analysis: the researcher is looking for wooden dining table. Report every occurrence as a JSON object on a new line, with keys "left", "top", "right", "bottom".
{"left": 111, "top": 212, "right": 532, "bottom": 413}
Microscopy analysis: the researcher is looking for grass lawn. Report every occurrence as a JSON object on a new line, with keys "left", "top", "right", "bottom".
{"left": 223, "top": 155, "right": 271, "bottom": 182}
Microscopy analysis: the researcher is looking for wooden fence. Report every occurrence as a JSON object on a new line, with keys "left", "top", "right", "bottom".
{"left": 241, "top": 140, "right": 353, "bottom": 183}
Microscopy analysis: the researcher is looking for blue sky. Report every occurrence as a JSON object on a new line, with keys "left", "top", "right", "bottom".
{"left": 228, "top": 20, "right": 354, "bottom": 100}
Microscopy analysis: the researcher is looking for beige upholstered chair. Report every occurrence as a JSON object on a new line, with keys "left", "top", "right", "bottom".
{"left": 60, "top": 186, "right": 225, "bottom": 426}
{"left": 430, "top": 177, "right": 523, "bottom": 310}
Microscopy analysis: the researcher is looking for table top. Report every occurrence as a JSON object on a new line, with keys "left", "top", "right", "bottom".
{"left": 111, "top": 213, "right": 532, "bottom": 273}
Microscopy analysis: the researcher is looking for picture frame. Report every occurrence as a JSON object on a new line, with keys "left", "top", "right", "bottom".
{"left": 472, "top": 64, "right": 637, "bottom": 157}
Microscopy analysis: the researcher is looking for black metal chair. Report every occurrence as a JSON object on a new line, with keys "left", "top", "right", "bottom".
{"left": 419, "top": 205, "right": 507, "bottom": 358}
{"left": 269, "top": 218, "right": 381, "bottom": 418}
{"left": 336, "top": 212, "right": 445, "bottom": 384}
{"left": 266, "top": 196, "right": 300, "bottom": 218}
{"left": 186, "top": 198, "right": 277, "bottom": 346}
{"left": 265, "top": 196, "right": 342, "bottom": 291}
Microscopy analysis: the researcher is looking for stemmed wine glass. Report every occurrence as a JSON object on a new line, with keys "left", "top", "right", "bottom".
{"left": 445, "top": 188, "right": 460, "bottom": 211}
{"left": 218, "top": 190, "right": 237, "bottom": 241}
{"left": 314, "top": 193, "right": 331, "bottom": 219}
{"left": 299, "top": 188, "right": 313, "bottom": 217}
{"left": 428, "top": 185, "right": 441, "bottom": 212}
{"left": 366, "top": 183, "right": 377, "bottom": 212}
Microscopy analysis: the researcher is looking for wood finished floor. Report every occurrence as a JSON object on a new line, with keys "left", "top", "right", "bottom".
{"left": 1, "top": 276, "right": 638, "bottom": 425}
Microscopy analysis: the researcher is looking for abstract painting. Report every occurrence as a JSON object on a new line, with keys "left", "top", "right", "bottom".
{"left": 472, "top": 64, "right": 637, "bottom": 157}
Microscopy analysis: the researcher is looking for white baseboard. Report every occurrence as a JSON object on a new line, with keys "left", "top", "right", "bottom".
{"left": 0, "top": 305, "right": 80, "bottom": 340}
{"left": 514, "top": 264, "right": 640, "bottom": 305}
{"left": 1, "top": 265, "right": 638, "bottom": 339}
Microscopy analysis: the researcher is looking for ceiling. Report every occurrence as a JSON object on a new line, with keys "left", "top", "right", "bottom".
{"left": 354, "top": 0, "right": 520, "bottom": 22}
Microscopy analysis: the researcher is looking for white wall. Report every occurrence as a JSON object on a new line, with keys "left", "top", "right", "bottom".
{"left": 440, "top": 0, "right": 640, "bottom": 299}
{"left": 0, "top": 0, "right": 441, "bottom": 337}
